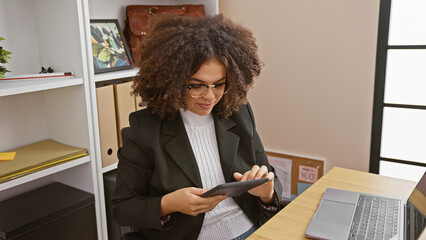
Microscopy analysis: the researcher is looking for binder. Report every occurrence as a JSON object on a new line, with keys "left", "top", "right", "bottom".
{"left": 113, "top": 81, "right": 136, "bottom": 147}
{"left": 96, "top": 85, "right": 119, "bottom": 168}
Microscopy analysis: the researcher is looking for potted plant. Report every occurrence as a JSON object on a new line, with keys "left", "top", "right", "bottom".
{"left": 0, "top": 37, "right": 12, "bottom": 78}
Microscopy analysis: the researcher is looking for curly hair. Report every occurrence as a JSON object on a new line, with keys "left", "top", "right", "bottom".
{"left": 133, "top": 14, "right": 262, "bottom": 119}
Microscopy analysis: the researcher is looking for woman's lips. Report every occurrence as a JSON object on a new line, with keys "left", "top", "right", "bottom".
{"left": 198, "top": 103, "right": 214, "bottom": 109}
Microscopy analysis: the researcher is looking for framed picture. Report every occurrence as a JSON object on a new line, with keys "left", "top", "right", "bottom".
{"left": 90, "top": 19, "right": 134, "bottom": 74}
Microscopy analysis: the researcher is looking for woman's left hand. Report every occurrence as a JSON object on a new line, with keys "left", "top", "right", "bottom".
{"left": 233, "top": 165, "right": 275, "bottom": 204}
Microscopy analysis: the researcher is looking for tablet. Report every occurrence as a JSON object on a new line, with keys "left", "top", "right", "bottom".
{"left": 200, "top": 178, "right": 270, "bottom": 198}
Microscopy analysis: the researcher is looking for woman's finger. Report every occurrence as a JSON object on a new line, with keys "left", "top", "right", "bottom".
{"left": 240, "top": 170, "right": 251, "bottom": 181}
{"left": 233, "top": 172, "right": 243, "bottom": 181}
{"left": 267, "top": 171, "right": 274, "bottom": 181}
{"left": 254, "top": 165, "right": 268, "bottom": 179}
{"left": 193, "top": 195, "right": 226, "bottom": 213}
{"left": 246, "top": 165, "right": 260, "bottom": 180}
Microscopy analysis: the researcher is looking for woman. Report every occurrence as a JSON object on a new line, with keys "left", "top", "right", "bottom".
{"left": 112, "top": 14, "right": 282, "bottom": 240}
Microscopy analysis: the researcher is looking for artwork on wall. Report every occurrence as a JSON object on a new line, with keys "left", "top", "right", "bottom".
{"left": 90, "top": 19, "right": 133, "bottom": 74}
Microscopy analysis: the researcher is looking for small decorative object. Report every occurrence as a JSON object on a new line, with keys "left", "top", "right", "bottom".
{"left": 0, "top": 37, "right": 12, "bottom": 78}
{"left": 90, "top": 19, "right": 133, "bottom": 74}
{"left": 39, "top": 67, "right": 54, "bottom": 73}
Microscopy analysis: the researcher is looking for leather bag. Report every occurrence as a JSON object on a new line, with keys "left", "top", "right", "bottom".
{"left": 123, "top": 5, "right": 205, "bottom": 61}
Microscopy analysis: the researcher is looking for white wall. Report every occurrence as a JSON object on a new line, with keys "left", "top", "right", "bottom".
{"left": 219, "top": 0, "right": 380, "bottom": 173}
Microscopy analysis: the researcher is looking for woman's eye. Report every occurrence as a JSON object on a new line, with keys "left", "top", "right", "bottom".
{"left": 215, "top": 82, "right": 226, "bottom": 87}
{"left": 190, "top": 84, "right": 203, "bottom": 89}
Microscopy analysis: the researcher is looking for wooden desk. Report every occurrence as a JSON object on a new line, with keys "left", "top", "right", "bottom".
{"left": 249, "top": 167, "right": 417, "bottom": 240}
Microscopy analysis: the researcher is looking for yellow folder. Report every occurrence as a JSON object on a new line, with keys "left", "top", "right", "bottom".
{"left": 0, "top": 140, "right": 87, "bottom": 183}
{"left": 0, "top": 152, "right": 16, "bottom": 161}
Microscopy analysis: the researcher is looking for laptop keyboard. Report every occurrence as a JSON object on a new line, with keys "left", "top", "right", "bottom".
{"left": 414, "top": 207, "right": 425, "bottom": 238}
{"left": 348, "top": 195, "right": 400, "bottom": 240}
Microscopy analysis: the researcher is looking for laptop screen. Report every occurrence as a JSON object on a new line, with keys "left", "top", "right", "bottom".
{"left": 406, "top": 172, "right": 426, "bottom": 239}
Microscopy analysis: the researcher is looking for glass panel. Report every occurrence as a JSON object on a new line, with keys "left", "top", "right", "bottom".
{"left": 381, "top": 107, "right": 426, "bottom": 163}
{"left": 380, "top": 160, "right": 426, "bottom": 182}
{"left": 388, "top": 0, "right": 426, "bottom": 45}
{"left": 384, "top": 50, "right": 426, "bottom": 106}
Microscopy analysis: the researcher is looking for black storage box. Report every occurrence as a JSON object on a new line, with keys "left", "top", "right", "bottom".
{"left": 103, "top": 169, "right": 132, "bottom": 240}
{"left": 0, "top": 182, "right": 97, "bottom": 240}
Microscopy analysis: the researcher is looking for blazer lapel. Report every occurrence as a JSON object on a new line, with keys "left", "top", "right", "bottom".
{"left": 214, "top": 115, "right": 239, "bottom": 182}
{"left": 162, "top": 114, "right": 202, "bottom": 188}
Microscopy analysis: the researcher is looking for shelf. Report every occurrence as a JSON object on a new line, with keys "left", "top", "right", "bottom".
{"left": 94, "top": 69, "right": 139, "bottom": 82}
{"left": 0, "top": 155, "right": 91, "bottom": 192}
{"left": 102, "top": 162, "right": 118, "bottom": 173}
{"left": 0, "top": 78, "right": 84, "bottom": 97}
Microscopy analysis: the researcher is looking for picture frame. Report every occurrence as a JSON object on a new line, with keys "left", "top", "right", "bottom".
{"left": 90, "top": 19, "right": 134, "bottom": 74}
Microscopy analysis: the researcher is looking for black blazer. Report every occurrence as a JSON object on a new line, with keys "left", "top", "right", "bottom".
{"left": 111, "top": 103, "right": 282, "bottom": 240}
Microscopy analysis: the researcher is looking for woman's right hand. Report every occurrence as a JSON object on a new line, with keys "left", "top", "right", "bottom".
{"left": 161, "top": 187, "right": 226, "bottom": 217}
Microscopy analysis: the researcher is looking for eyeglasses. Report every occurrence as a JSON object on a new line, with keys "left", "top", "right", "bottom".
{"left": 187, "top": 82, "right": 229, "bottom": 98}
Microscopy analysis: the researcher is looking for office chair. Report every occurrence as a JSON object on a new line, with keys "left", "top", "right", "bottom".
{"left": 117, "top": 127, "right": 145, "bottom": 240}
{"left": 121, "top": 231, "right": 144, "bottom": 240}
{"left": 279, "top": 200, "right": 291, "bottom": 210}
{"left": 120, "top": 127, "right": 130, "bottom": 145}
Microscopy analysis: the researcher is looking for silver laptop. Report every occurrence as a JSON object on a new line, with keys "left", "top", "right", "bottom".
{"left": 306, "top": 172, "right": 426, "bottom": 240}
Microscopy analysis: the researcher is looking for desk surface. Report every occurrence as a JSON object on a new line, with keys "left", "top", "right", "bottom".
{"left": 249, "top": 167, "right": 417, "bottom": 240}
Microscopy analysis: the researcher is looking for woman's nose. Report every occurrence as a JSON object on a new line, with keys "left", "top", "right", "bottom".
{"left": 203, "top": 87, "right": 216, "bottom": 99}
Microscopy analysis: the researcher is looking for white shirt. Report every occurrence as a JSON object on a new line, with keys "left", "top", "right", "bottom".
{"left": 179, "top": 109, "right": 253, "bottom": 240}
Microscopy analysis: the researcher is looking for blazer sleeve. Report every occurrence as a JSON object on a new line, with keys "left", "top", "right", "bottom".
{"left": 247, "top": 103, "right": 283, "bottom": 223}
{"left": 111, "top": 112, "right": 173, "bottom": 230}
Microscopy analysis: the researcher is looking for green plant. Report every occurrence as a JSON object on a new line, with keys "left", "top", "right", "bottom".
{"left": 0, "top": 37, "right": 12, "bottom": 78}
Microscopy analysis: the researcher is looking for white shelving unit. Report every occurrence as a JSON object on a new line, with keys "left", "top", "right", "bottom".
{"left": 101, "top": 162, "right": 118, "bottom": 174}
{"left": 0, "top": 78, "right": 84, "bottom": 97}
{"left": 0, "top": 0, "right": 102, "bottom": 237}
{"left": 93, "top": 69, "right": 139, "bottom": 83}
{"left": 0, "top": 0, "right": 218, "bottom": 239}
{"left": 0, "top": 156, "right": 91, "bottom": 192}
